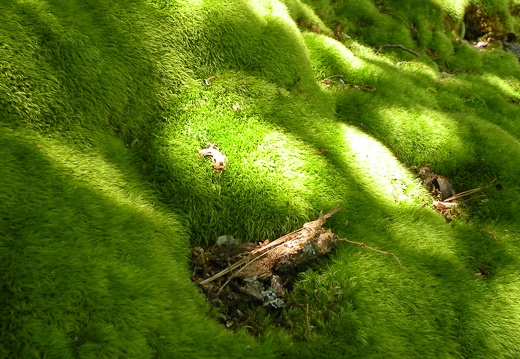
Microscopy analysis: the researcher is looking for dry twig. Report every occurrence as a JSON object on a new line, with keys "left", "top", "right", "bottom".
{"left": 321, "top": 75, "right": 344, "bottom": 83}
{"left": 306, "top": 303, "right": 312, "bottom": 335}
{"left": 340, "top": 238, "right": 402, "bottom": 267}
{"left": 372, "top": 44, "right": 420, "bottom": 57}
{"left": 198, "top": 206, "right": 341, "bottom": 286}
{"left": 480, "top": 229, "right": 504, "bottom": 241}
{"left": 198, "top": 227, "right": 304, "bottom": 286}
{"left": 443, "top": 178, "right": 496, "bottom": 202}
{"left": 215, "top": 249, "right": 272, "bottom": 297}
{"left": 203, "top": 75, "right": 215, "bottom": 86}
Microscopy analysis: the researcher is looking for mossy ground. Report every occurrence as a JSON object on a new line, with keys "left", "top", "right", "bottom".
{"left": 2, "top": 0, "right": 520, "bottom": 358}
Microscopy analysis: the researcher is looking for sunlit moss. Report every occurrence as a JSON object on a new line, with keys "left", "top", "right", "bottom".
{"left": 3, "top": 0, "right": 520, "bottom": 358}
{"left": 304, "top": 32, "right": 387, "bottom": 86}
{"left": 431, "top": 0, "right": 469, "bottom": 18}
{"left": 480, "top": 73, "right": 520, "bottom": 98}
{"left": 342, "top": 124, "right": 420, "bottom": 205}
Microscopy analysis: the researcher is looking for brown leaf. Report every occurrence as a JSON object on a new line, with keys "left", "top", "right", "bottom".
{"left": 199, "top": 144, "right": 227, "bottom": 172}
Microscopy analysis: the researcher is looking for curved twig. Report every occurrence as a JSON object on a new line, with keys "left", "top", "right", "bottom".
{"left": 340, "top": 238, "right": 402, "bottom": 268}
{"left": 215, "top": 249, "right": 272, "bottom": 297}
{"left": 373, "top": 44, "right": 420, "bottom": 57}
{"left": 443, "top": 178, "right": 497, "bottom": 202}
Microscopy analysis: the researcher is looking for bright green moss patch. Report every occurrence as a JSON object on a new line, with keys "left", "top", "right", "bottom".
{"left": 2, "top": 0, "right": 520, "bottom": 358}
{"left": 0, "top": 127, "right": 270, "bottom": 358}
{"left": 147, "top": 74, "right": 341, "bottom": 247}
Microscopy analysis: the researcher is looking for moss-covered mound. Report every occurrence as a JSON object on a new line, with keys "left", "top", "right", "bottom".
{"left": 2, "top": 0, "right": 520, "bottom": 358}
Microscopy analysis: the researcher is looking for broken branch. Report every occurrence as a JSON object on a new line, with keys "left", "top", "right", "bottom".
{"left": 373, "top": 44, "right": 420, "bottom": 57}
{"left": 199, "top": 206, "right": 342, "bottom": 286}
{"left": 198, "top": 227, "right": 305, "bottom": 286}
{"left": 443, "top": 178, "right": 497, "bottom": 202}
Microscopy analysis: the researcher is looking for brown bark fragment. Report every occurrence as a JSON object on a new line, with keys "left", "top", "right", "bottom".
{"left": 190, "top": 206, "right": 341, "bottom": 326}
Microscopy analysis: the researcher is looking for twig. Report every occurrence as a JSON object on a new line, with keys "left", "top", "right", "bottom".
{"left": 443, "top": 178, "right": 497, "bottom": 202}
{"left": 391, "top": 12, "right": 409, "bottom": 27}
{"left": 199, "top": 206, "right": 341, "bottom": 286}
{"left": 459, "top": 194, "right": 487, "bottom": 205}
{"left": 321, "top": 75, "right": 344, "bottom": 83}
{"left": 480, "top": 229, "right": 504, "bottom": 241}
{"left": 215, "top": 249, "right": 272, "bottom": 297}
{"left": 323, "top": 204, "right": 342, "bottom": 219}
{"left": 340, "top": 238, "right": 402, "bottom": 268}
{"left": 372, "top": 44, "right": 420, "bottom": 57}
{"left": 504, "top": 229, "right": 518, "bottom": 241}
{"left": 387, "top": 11, "right": 420, "bottom": 40}
{"left": 252, "top": 228, "right": 303, "bottom": 255}
{"left": 306, "top": 303, "right": 312, "bottom": 335}
{"left": 198, "top": 228, "right": 304, "bottom": 286}
{"left": 203, "top": 75, "right": 215, "bottom": 86}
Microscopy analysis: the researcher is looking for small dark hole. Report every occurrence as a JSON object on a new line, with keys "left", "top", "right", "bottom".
{"left": 496, "top": 184, "right": 503, "bottom": 191}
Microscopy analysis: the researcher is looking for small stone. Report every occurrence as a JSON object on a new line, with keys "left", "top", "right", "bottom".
{"left": 216, "top": 235, "right": 236, "bottom": 246}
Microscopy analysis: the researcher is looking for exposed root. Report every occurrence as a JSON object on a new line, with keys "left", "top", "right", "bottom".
{"left": 339, "top": 238, "right": 402, "bottom": 268}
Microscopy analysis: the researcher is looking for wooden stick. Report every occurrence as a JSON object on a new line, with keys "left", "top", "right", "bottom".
{"left": 321, "top": 75, "right": 344, "bottom": 82}
{"left": 443, "top": 178, "right": 496, "bottom": 202}
{"left": 459, "top": 194, "right": 487, "bottom": 205}
{"left": 306, "top": 303, "right": 312, "bottom": 335}
{"left": 199, "top": 228, "right": 304, "bottom": 286}
{"left": 215, "top": 249, "right": 272, "bottom": 297}
{"left": 198, "top": 252, "right": 253, "bottom": 286}
{"left": 323, "top": 204, "right": 342, "bottom": 219}
{"left": 198, "top": 206, "right": 341, "bottom": 286}
{"left": 373, "top": 44, "right": 420, "bottom": 57}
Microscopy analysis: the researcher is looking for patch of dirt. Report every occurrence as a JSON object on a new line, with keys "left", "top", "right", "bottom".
{"left": 463, "top": 5, "right": 505, "bottom": 41}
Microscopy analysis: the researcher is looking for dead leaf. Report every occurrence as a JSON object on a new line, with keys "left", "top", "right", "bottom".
{"left": 203, "top": 75, "right": 215, "bottom": 86}
{"left": 199, "top": 144, "right": 227, "bottom": 172}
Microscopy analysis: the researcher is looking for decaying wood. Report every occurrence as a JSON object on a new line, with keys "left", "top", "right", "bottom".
{"left": 197, "top": 205, "right": 341, "bottom": 284}
{"left": 199, "top": 144, "right": 227, "bottom": 172}
{"left": 191, "top": 205, "right": 402, "bottom": 328}
{"left": 191, "top": 206, "right": 343, "bottom": 325}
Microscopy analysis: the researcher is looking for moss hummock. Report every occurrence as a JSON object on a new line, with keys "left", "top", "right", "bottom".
{"left": 2, "top": 0, "right": 520, "bottom": 358}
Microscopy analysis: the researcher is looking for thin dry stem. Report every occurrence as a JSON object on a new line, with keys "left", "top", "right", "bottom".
{"left": 199, "top": 206, "right": 342, "bottom": 286}
{"left": 340, "top": 238, "right": 402, "bottom": 268}
{"left": 321, "top": 75, "right": 344, "bottom": 83}
{"left": 306, "top": 303, "right": 312, "bottom": 335}
{"left": 215, "top": 249, "right": 272, "bottom": 297}
{"left": 444, "top": 178, "right": 497, "bottom": 202}
{"left": 373, "top": 44, "right": 420, "bottom": 57}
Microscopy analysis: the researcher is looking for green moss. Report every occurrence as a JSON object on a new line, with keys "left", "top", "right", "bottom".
{"left": 2, "top": 0, "right": 520, "bottom": 358}
{"left": 431, "top": 30, "right": 456, "bottom": 59}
